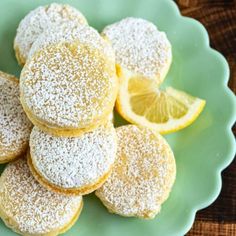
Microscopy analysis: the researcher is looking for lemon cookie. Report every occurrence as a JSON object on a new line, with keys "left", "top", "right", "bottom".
{"left": 14, "top": 3, "right": 87, "bottom": 65}
{"left": 0, "top": 71, "right": 32, "bottom": 164}
{"left": 96, "top": 125, "right": 176, "bottom": 219}
{"left": 20, "top": 41, "right": 118, "bottom": 136}
{"left": 102, "top": 17, "right": 172, "bottom": 84}
{"left": 28, "top": 122, "right": 117, "bottom": 195}
{"left": 29, "top": 24, "right": 114, "bottom": 62}
{"left": 0, "top": 158, "right": 83, "bottom": 236}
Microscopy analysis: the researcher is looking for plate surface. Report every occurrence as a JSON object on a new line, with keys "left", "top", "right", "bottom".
{"left": 0, "top": 0, "right": 235, "bottom": 235}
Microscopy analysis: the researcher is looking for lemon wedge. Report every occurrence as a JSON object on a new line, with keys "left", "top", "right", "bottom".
{"left": 116, "top": 77, "right": 206, "bottom": 134}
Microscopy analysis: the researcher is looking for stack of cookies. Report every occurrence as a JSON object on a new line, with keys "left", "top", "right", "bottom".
{"left": 0, "top": 3, "right": 177, "bottom": 236}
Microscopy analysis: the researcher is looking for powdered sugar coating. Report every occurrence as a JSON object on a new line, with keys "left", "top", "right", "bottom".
{"left": 0, "top": 71, "right": 32, "bottom": 160}
{"left": 30, "top": 122, "right": 117, "bottom": 189}
{"left": 20, "top": 41, "right": 117, "bottom": 129}
{"left": 0, "top": 158, "right": 82, "bottom": 235}
{"left": 29, "top": 24, "right": 115, "bottom": 62}
{"left": 96, "top": 125, "right": 176, "bottom": 219}
{"left": 14, "top": 3, "right": 87, "bottom": 64}
{"left": 102, "top": 17, "right": 172, "bottom": 80}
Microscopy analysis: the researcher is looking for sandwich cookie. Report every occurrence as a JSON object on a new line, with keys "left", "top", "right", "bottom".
{"left": 28, "top": 122, "right": 117, "bottom": 195}
{"left": 96, "top": 125, "right": 176, "bottom": 219}
{"left": 29, "top": 24, "right": 114, "bottom": 62}
{"left": 0, "top": 158, "right": 83, "bottom": 236}
{"left": 14, "top": 3, "right": 87, "bottom": 65}
{"left": 0, "top": 71, "right": 32, "bottom": 164}
{"left": 20, "top": 40, "right": 118, "bottom": 136}
{"left": 102, "top": 17, "right": 172, "bottom": 85}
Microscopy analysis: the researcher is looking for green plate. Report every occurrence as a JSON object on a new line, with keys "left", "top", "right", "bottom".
{"left": 0, "top": 0, "right": 235, "bottom": 235}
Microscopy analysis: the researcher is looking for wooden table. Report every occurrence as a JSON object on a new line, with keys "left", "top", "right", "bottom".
{"left": 175, "top": 1, "right": 236, "bottom": 235}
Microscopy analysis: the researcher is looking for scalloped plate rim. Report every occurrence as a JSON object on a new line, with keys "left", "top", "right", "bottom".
{"left": 167, "top": 1, "right": 236, "bottom": 235}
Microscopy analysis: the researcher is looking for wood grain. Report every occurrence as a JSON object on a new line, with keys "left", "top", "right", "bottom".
{"left": 175, "top": 0, "right": 236, "bottom": 235}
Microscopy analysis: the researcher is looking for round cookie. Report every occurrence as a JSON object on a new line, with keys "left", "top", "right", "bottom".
{"left": 102, "top": 17, "right": 172, "bottom": 85}
{"left": 20, "top": 40, "right": 118, "bottom": 136}
{"left": 14, "top": 3, "right": 87, "bottom": 65}
{"left": 28, "top": 122, "right": 117, "bottom": 195}
{"left": 95, "top": 125, "right": 176, "bottom": 219}
{"left": 29, "top": 24, "right": 114, "bottom": 62}
{"left": 0, "top": 71, "right": 32, "bottom": 164}
{"left": 0, "top": 158, "right": 83, "bottom": 236}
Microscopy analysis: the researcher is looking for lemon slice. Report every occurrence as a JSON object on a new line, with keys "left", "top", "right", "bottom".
{"left": 116, "top": 77, "right": 206, "bottom": 134}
